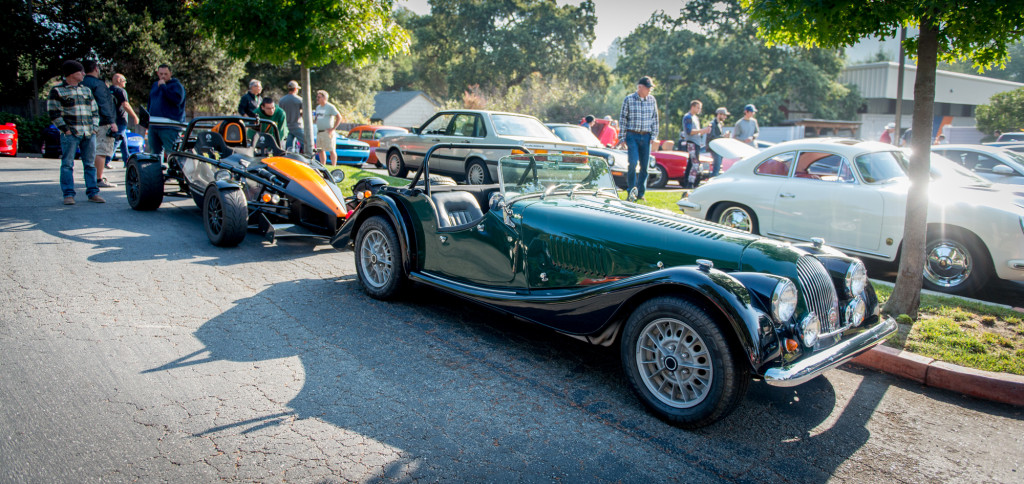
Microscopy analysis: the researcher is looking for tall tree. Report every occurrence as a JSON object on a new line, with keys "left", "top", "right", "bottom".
{"left": 193, "top": 0, "right": 410, "bottom": 153}
{"left": 745, "top": 0, "right": 1024, "bottom": 317}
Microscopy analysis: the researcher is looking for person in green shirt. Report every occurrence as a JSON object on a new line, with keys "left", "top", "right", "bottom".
{"left": 256, "top": 97, "right": 288, "bottom": 147}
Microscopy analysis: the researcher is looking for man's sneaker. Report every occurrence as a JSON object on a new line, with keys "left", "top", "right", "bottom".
{"left": 63, "top": 197, "right": 75, "bottom": 205}
{"left": 88, "top": 195, "right": 106, "bottom": 203}
{"left": 97, "top": 177, "right": 117, "bottom": 188}
{"left": 105, "top": 162, "right": 114, "bottom": 169}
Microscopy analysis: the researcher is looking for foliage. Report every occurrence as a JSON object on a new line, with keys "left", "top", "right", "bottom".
{"left": 975, "top": 87, "right": 1024, "bottom": 138}
{"left": 940, "top": 41, "right": 1024, "bottom": 83}
{"left": 0, "top": 112, "right": 51, "bottom": 152}
{"left": 388, "top": 0, "right": 607, "bottom": 101}
{"left": 613, "top": 1, "right": 861, "bottom": 139}
{"left": 191, "top": 0, "right": 409, "bottom": 68}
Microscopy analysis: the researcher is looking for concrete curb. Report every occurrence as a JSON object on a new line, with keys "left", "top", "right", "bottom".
{"left": 851, "top": 345, "right": 1024, "bottom": 407}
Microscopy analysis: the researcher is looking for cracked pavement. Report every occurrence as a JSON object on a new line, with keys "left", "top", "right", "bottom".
{"left": 1, "top": 156, "right": 1021, "bottom": 482}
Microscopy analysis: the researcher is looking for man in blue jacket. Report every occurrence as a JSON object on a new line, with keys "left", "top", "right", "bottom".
{"left": 147, "top": 64, "right": 186, "bottom": 159}
{"left": 81, "top": 60, "right": 118, "bottom": 187}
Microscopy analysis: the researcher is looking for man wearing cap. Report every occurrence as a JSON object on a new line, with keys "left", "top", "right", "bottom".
{"left": 48, "top": 60, "right": 103, "bottom": 205}
{"left": 733, "top": 104, "right": 760, "bottom": 146}
{"left": 680, "top": 100, "right": 711, "bottom": 188}
{"left": 880, "top": 123, "right": 895, "bottom": 144}
{"left": 279, "top": 80, "right": 305, "bottom": 153}
{"left": 618, "top": 76, "right": 659, "bottom": 201}
{"left": 707, "top": 107, "right": 730, "bottom": 177}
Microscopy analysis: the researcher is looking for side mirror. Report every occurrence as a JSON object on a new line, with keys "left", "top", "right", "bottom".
{"left": 330, "top": 169, "right": 346, "bottom": 183}
{"left": 992, "top": 165, "right": 1015, "bottom": 176}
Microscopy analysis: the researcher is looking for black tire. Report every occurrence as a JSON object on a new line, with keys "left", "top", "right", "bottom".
{"left": 203, "top": 186, "right": 247, "bottom": 247}
{"left": 710, "top": 203, "right": 758, "bottom": 234}
{"left": 387, "top": 150, "right": 408, "bottom": 178}
{"left": 354, "top": 215, "right": 407, "bottom": 300}
{"left": 621, "top": 296, "right": 749, "bottom": 429}
{"left": 647, "top": 163, "right": 669, "bottom": 188}
{"left": 125, "top": 158, "right": 164, "bottom": 211}
{"left": 922, "top": 226, "right": 992, "bottom": 296}
{"left": 465, "top": 159, "right": 492, "bottom": 185}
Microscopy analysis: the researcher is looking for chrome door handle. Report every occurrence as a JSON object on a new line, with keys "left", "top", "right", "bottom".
{"left": 779, "top": 192, "right": 796, "bottom": 198}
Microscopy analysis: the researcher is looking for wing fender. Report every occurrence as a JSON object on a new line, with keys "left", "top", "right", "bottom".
{"left": 331, "top": 195, "right": 415, "bottom": 274}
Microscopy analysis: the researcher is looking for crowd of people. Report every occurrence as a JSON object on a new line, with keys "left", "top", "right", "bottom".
{"left": 46, "top": 58, "right": 349, "bottom": 205}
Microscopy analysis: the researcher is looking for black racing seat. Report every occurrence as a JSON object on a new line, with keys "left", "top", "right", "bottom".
{"left": 253, "top": 132, "right": 286, "bottom": 157}
{"left": 193, "top": 130, "right": 234, "bottom": 160}
{"left": 432, "top": 191, "right": 483, "bottom": 228}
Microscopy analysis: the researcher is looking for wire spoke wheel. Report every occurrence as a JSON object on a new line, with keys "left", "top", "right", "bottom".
{"left": 359, "top": 228, "right": 394, "bottom": 289}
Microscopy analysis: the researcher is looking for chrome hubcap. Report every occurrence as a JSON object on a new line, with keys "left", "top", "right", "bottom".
{"left": 924, "top": 240, "right": 971, "bottom": 288}
{"left": 635, "top": 317, "right": 713, "bottom": 408}
{"left": 360, "top": 229, "right": 393, "bottom": 289}
{"left": 718, "top": 207, "right": 752, "bottom": 232}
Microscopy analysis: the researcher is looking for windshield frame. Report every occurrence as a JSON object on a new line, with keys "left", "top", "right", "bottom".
{"left": 498, "top": 153, "right": 618, "bottom": 202}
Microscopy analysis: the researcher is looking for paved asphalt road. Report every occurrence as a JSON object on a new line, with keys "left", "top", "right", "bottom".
{"left": 1, "top": 156, "right": 1021, "bottom": 482}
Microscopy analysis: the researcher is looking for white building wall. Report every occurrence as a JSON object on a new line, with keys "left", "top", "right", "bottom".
{"left": 382, "top": 96, "right": 439, "bottom": 128}
{"left": 841, "top": 62, "right": 1023, "bottom": 104}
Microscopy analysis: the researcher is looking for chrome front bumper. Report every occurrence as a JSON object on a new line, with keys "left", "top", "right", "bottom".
{"left": 763, "top": 316, "right": 897, "bottom": 387}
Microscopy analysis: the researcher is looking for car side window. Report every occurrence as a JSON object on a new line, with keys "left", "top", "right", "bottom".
{"left": 348, "top": 130, "right": 360, "bottom": 140}
{"left": 360, "top": 131, "right": 374, "bottom": 140}
{"left": 754, "top": 152, "right": 795, "bottom": 177}
{"left": 452, "top": 114, "right": 483, "bottom": 137}
{"left": 970, "top": 154, "right": 1003, "bottom": 173}
{"left": 422, "top": 114, "right": 454, "bottom": 135}
{"left": 793, "top": 152, "right": 854, "bottom": 183}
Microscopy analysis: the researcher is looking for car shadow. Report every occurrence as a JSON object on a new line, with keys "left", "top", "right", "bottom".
{"left": 141, "top": 278, "right": 1021, "bottom": 480}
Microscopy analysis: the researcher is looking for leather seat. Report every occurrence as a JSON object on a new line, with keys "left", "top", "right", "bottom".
{"left": 193, "top": 130, "right": 234, "bottom": 160}
{"left": 432, "top": 191, "right": 483, "bottom": 228}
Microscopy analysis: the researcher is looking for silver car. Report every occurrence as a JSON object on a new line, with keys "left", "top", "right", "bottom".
{"left": 931, "top": 144, "right": 1024, "bottom": 185}
{"left": 379, "top": 110, "right": 587, "bottom": 184}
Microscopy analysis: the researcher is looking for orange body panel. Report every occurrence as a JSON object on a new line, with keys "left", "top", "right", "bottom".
{"left": 262, "top": 156, "right": 345, "bottom": 217}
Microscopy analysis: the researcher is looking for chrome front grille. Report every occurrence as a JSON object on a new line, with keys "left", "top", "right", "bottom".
{"left": 796, "top": 256, "right": 840, "bottom": 333}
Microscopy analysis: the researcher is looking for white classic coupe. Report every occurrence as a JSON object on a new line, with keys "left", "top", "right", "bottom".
{"left": 677, "top": 138, "right": 1024, "bottom": 296}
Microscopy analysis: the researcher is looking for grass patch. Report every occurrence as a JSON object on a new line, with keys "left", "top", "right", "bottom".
{"left": 332, "top": 165, "right": 409, "bottom": 193}
{"left": 874, "top": 281, "right": 1024, "bottom": 375}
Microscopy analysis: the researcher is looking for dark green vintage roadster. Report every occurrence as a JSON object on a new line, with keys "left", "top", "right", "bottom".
{"left": 331, "top": 145, "right": 896, "bottom": 428}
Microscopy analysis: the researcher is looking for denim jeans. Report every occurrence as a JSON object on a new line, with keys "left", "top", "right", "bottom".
{"left": 116, "top": 121, "right": 130, "bottom": 162}
{"left": 148, "top": 127, "right": 182, "bottom": 159}
{"left": 710, "top": 152, "right": 723, "bottom": 177}
{"left": 285, "top": 127, "right": 305, "bottom": 153}
{"left": 60, "top": 132, "right": 98, "bottom": 197}
{"left": 625, "top": 131, "right": 651, "bottom": 199}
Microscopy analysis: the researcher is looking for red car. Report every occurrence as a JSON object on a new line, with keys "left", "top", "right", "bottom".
{"left": 347, "top": 125, "right": 409, "bottom": 166}
{"left": 648, "top": 142, "right": 713, "bottom": 188}
{"left": 0, "top": 123, "right": 18, "bottom": 157}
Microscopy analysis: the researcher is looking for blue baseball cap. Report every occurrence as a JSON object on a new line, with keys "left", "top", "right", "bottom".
{"left": 744, "top": 104, "right": 757, "bottom": 113}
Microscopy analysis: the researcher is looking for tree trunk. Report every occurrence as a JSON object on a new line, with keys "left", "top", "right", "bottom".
{"left": 301, "top": 65, "right": 314, "bottom": 156}
{"left": 883, "top": 18, "right": 938, "bottom": 319}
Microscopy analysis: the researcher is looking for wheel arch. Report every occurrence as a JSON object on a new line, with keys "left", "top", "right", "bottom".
{"left": 599, "top": 271, "right": 774, "bottom": 373}
{"left": 706, "top": 201, "right": 760, "bottom": 231}
{"left": 347, "top": 196, "right": 418, "bottom": 276}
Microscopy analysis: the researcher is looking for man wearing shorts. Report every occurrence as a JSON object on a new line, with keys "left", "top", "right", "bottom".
{"left": 313, "top": 90, "right": 342, "bottom": 166}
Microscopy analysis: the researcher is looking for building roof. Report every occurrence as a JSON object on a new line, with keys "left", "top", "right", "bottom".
{"left": 840, "top": 62, "right": 1024, "bottom": 105}
{"left": 372, "top": 91, "right": 439, "bottom": 121}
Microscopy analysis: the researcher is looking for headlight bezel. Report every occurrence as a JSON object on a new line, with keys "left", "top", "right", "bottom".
{"left": 844, "top": 260, "right": 868, "bottom": 297}
{"left": 771, "top": 279, "right": 798, "bottom": 323}
{"left": 800, "top": 312, "right": 820, "bottom": 347}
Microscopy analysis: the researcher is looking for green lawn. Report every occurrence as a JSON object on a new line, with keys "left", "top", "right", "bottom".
{"left": 332, "top": 171, "right": 1024, "bottom": 375}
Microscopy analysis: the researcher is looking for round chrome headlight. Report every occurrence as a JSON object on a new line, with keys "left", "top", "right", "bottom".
{"left": 772, "top": 279, "right": 798, "bottom": 322}
{"left": 846, "top": 297, "right": 866, "bottom": 327}
{"left": 845, "top": 260, "right": 868, "bottom": 297}
{"left": 214, "top": 169, "right": 232, "bottom": 182}
{"left": 800, "top": 312, "right": 820, "bottom": 347}
{"left": 605, "top": 155, "right": 615, "bottom": 167}
{"left": 648, "top": 155, "right": 657, "bottom": 169}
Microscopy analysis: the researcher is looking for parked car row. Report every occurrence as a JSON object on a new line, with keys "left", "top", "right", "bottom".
{"left": 679, "top": 138, "right": 1024, "bottom": 296}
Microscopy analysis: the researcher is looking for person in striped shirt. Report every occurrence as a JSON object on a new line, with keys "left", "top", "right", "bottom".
{"left": 618, "top": 76, "right": 659, "bottom": 202}
{"left": 48, "top": 60, "right": 102, "bottom": 205}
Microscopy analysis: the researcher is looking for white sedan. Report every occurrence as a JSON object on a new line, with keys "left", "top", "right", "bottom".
{"left": 378, "top": 110, "right": 586, "bottom": 184}
{"left": 678, "top": 138, "right": 1024, "bottom": 296}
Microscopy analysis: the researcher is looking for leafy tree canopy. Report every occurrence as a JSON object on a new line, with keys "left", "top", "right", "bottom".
{"left": 975, "top": 87, "right": 1024, "bottom": 137}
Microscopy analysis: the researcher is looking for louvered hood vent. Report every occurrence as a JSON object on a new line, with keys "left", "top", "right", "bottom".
{"left": 547, "top": 235, "right": 610, "bottom": 276}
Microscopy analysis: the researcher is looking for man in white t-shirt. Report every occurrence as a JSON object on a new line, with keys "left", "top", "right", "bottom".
{"left": 313, "top": 90, "right": 342, "bottom": 166}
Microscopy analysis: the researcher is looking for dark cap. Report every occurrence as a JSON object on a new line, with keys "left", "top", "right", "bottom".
{"left": 637, "top": 76, "right": 655, "bottom": 88}
{"left": 715, "top": 107, "right": 730, "bottom": 115}
{"left": 744, "top": 104, "right": 757, "bottom": 113}
{"left": 62, "top": 60, "right": 84, "bottom": 77}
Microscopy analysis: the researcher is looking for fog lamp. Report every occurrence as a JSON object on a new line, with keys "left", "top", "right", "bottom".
{"left": 846, "top": 297, "right": 866, "bottom": 327}
{"left": 800, "top": 312, "right": 820, "bottom": 348}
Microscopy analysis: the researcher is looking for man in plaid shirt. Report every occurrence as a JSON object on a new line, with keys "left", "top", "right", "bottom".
{"left": 48, "top": 60, "right": 103, "bottom": 205}
{"left": 618, "top": 76, "right": 659, "bottom": 201}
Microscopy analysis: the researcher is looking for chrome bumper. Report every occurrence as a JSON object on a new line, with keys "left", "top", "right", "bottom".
{"left": 763, "top": 316, "right": 897, "bottom": 387}
{"left": 676, "top": 199, "right": 700, "bottom": 211}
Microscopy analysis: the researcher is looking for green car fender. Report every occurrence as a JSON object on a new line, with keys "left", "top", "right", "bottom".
{"left": 332, "top": 194, "right": 416, "bottom": 274}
